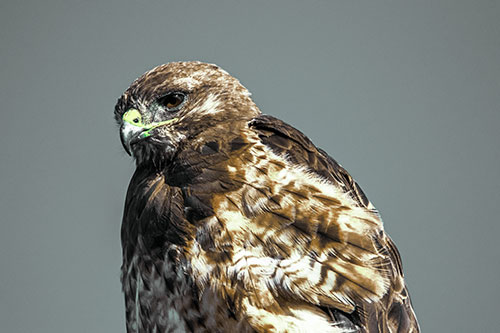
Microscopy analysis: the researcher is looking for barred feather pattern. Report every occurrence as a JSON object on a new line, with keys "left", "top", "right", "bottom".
{"left": 121, "top": 241, "right": 255, "bottom": 333}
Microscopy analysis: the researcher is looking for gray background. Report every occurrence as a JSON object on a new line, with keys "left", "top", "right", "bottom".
{"left": 1, "top": 0, "right": 498, "bottom": 332}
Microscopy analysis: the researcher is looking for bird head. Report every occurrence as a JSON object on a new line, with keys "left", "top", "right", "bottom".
{"left": 114, "top": 61, "right": 260, "bottom": 165}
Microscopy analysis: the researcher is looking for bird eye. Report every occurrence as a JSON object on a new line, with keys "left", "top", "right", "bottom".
{"left": 157, "top": 92, "right": 185, "bottom": 111}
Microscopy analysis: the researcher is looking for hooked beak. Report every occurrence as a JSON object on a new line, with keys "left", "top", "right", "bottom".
{"left": 120, "top": 121, "right": 146, "bottom": 156}
{"left": 119, "top": 109, "right": 179, "bottom": 156}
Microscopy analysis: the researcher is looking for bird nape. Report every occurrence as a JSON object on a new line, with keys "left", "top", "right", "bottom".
{"left": 114, "top": 61, "right": 420, "bottom": 333}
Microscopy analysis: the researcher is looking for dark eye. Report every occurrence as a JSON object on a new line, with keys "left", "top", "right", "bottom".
{"left": 157, "top": 92, "right": 185, "bottom": 111}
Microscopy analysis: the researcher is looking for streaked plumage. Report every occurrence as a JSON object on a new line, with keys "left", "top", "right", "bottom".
{"left": 114, "top": 61, "right": 419, "bottom": 332}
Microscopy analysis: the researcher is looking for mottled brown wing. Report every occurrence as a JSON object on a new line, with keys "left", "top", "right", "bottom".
{"left": 249, "top": 115, "right": 372, "bottom": 210}
{"left": 248, "top": 114, "right": 419, "bottom": 332}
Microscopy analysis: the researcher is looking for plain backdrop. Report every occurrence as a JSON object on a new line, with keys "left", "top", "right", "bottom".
{"left": 1, "top": 1, "right": 499, "bottom": 332}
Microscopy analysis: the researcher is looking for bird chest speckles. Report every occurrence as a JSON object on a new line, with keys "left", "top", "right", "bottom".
{"left": 121, "top": 243, "right": 254, "bottom": 333}
{"left": 121, "top": 244, "right": 198, "bottom": 333}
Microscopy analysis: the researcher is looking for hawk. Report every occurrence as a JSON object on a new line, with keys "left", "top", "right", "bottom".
{"left": 114, "top": 61, "right": 420, "bottom": 332}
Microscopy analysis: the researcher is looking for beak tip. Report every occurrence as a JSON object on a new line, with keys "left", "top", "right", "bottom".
{"left": 120, "top": 125, "right": 133, "bottom": 156}
{"left": 124, "top": 146, "right": 132, "bottom": 156}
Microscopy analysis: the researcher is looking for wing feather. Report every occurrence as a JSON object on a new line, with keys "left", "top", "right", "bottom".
{"left": 247, "top": 114, "right": 419, "bottom": 332}
{"left": 249, "top": 115, "right": 372, "bottom": 209}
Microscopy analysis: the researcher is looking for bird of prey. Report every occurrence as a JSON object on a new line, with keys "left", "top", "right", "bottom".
{"left": 114, "top": 61, "right": 420, "bottom": 333}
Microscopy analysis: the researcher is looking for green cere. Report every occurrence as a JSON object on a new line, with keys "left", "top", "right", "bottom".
{"left": 122, "top": 109, "right": 145, "bottom": 127}
{"left": 122, "top": 109, "right": 179, "bottom": 139}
